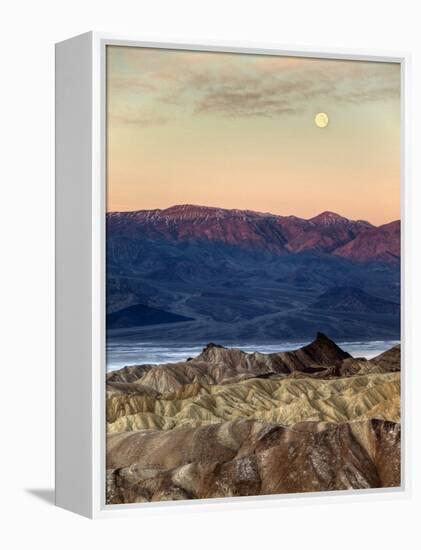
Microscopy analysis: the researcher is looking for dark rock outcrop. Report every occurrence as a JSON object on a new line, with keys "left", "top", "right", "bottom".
{"left": 106, "top": 418, "right": 400, "bottom": 503}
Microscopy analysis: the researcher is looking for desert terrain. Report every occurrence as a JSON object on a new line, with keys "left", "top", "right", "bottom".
{"left": 106, "top": 333, "right": 400, "bottom": 503}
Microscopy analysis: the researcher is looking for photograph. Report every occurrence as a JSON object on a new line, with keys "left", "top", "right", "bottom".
{"left": 104, "top": 45, "right": 401, "bottom": 504}
{"left": 5, "top": 0, "right": 421, "bottom": 546}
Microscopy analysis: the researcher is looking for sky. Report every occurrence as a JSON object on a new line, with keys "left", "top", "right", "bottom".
{"left": 106, "top": 46, "right": 400, "bottom": 225}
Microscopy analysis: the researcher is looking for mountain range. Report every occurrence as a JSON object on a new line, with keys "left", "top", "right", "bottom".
{"left": 107, "top": 204, "right": 399, "bottom": 261}
{"left": 106, "top": 204, "right": 400, "bottom": 340}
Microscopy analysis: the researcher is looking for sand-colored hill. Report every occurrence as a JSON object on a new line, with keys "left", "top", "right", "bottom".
{"left": 107, "top": 334, "right": 400, "bottom": 394}
{"left": 107, "top": 371, "right": 400, "bottom": 433}
{"left": 106, "top": 364, "right": 152, "bottom": 384}
{"left": 338, "top": 345, "right": 401, "bottom": 377}
{"left": 106, "top": 418, "right": 400, "bottom": 503}
{"left": 106, "top": 335, "right": 401, "bottom": 504}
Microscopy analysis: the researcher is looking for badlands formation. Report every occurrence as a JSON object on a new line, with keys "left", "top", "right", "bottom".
{"left": 106, "top": 333, "right": 401, "bottom": 504}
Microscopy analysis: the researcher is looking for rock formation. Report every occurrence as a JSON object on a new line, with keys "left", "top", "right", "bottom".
{"left": 107, "top": 419, "right": 400, "bottom": 503}
{"left": 106, "top": 335, "right": 401, "bottom": 503}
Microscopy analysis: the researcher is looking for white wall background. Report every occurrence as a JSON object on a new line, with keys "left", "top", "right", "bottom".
{"left": 1, "top": 0, "right": 419, "bottom": 547}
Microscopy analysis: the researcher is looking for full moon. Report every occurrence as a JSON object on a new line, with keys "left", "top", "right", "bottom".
{"left": 315, "top": 112, "right": 329, "bottom": 128}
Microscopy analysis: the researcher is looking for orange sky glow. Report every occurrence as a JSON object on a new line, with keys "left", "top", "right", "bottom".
{"left": 107, "top": 46, "right": 400, "bottom": 226}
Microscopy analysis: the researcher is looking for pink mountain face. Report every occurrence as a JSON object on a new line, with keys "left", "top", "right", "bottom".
{"left": 108, "top": 205, "right": 289, "bottom": 254}
{"left": 278, "top": 211, "right": 373, "bottom": 253}
{"left": 107, "top": 205, "right": 400, "bottom": 262}
{"left": 333, "top": 220, "right": 401, "bottom": 263}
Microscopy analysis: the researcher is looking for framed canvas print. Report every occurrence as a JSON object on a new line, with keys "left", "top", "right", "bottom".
{"left": 55, "top": 32, "right": 409, "bottom": 518}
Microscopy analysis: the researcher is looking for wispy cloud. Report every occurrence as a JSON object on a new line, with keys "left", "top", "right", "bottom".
{"left": 109, "top": 110, "right": 169, "bottom": 127}
{"left": 107, "top": 47, "right": 400, "bottom": 124}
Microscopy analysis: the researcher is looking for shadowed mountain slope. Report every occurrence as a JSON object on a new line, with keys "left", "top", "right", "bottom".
{"left": 311, "top": 286, "right": 400, "bottom": 313}
{"left": 106, "top": 206, "right": 400, "bottom": 338}
{"left": 107, "top": 303, "right": 193, "bottom": 329}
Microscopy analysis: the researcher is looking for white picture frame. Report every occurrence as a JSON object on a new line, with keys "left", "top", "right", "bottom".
{"left": 55, "top": 31, "right": 411, "bottom": 518}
